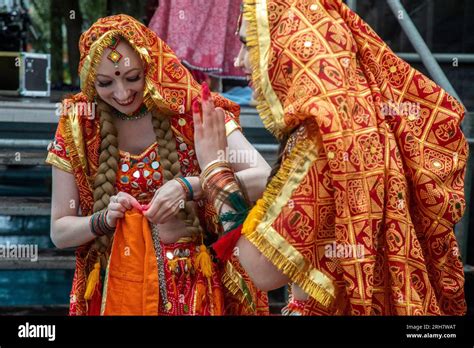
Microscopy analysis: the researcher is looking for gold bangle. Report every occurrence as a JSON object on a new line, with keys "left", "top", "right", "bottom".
{"left": 201, "top": 160, "right": 232, "bottom": 179}
{"left": 201, "top": 166, "right": 234, "bottom": 190}
{"left": 209, "top": 179, "right": 240, "bottom": 213}
{"left": 202, "top": 159, "right": 228, "bottom": 172}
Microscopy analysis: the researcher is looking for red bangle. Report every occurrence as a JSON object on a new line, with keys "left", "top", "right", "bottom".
{"left": 175, "top": 177, "right": 191, "bottom": 200}
{"left": 89, "top": 210, "right": 115, "bottom": 237}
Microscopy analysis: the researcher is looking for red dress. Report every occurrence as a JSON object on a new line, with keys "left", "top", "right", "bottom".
{"left": 112, "top": 142, "right": 222, "bottom": 315}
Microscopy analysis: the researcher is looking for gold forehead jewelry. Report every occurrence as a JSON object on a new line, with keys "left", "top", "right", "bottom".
{"left": 107, "top": 36, "right": 122, "bottom": 68}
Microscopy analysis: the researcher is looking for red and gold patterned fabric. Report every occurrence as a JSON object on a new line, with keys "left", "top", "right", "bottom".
{"left": 45, "top": 14, "right": 268, "bottom": 316}
{"left": 101, "top": 209, "right": 224, "bottom": 315}
{"left": 242, "top": 0, "right": 468, "bottom": 315}
{"left": 117, "top": 142, "right": 162, "bottom": 204}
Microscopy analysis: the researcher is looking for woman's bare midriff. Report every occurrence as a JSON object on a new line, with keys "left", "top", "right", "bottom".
{"left": 151, "top": 215, "right": 194, "bottom": 244}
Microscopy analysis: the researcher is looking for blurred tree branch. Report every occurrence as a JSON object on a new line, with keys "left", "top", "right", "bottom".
{"left": 28, "top": 0, "right": 151, "bottom": 89}
{"left": 64, "top": 0, "right": 83, "bottom": 87}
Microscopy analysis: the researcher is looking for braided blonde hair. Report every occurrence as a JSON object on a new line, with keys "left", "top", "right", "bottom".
{"left": 150, "top": 109, "right": 201, "bottom": 235}
{"left": 91, "top": 100, "right": 202, "bottom": 266}
{"left": 91, "top": 100, "right": 118, "bottom": 262}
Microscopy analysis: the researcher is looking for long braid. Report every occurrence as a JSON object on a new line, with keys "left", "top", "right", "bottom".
{"left": 151, "top": 110, "right": 201, "bottom": 236}
{"left": 88, "top": 35, "right": 201, "bottom": 268}
{"left": 90, "top": 103, "right": 202, "bottom": 267}
{"left": 91, "top": 99, "right": 119, "bottom": 262}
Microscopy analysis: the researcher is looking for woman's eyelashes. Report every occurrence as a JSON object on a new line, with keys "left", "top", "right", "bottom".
{"left": 126, "top": 74, "right": 141, "bottom": 82}
{"left": 97, "top": 80, "right": 112, "bottom": 87}
{"left": 96, "top": 75, "right": 141, "bottom": 88}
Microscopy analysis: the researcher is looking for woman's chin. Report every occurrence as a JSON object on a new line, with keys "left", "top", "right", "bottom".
{"left": 114, "top": 99, "right": 142, "bottom": 115}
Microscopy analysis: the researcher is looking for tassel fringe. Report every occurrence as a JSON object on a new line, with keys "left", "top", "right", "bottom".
{"left": 221, "top": 262, "right": 256, "bottom": 313}
{"left": 195, "top": 244, "right": 213, "bottom": 278}
{"left": 242, "top": 138, "right": 335, "bottom": 310}
{"left": 84, "top": 260, "right": 101, "bottom": 300}
{"left": 244, "top": 229, "right": 335, "bottom": 310}
{"left": 219, "top": 191, "right": 249, "bottom": 232}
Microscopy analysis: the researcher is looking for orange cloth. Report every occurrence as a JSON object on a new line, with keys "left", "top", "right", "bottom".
{"left": 102, "top": 209, "right": 159, "bottom": 315}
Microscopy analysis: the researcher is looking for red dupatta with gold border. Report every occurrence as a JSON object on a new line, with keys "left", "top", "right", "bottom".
{"left": 242, "top": 0, "right": 467, "bottom": 315}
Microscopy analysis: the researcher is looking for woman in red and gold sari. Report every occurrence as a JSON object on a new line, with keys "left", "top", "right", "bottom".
{"left": 46, "top": 14, "right": 269, "bottom": 316}
{"left": 194, "top": 0, "right": 468, "bottom": 315}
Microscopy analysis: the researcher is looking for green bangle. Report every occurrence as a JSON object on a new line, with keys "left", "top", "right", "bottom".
{"left": 179, "top": 176, "right": 194, "bottom": 200}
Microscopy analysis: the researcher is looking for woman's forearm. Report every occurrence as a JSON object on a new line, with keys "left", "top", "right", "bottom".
{"left": 206, "top": 166, "right": 268, "bottom": 230}
{"left": 188, "top": 165, "right": 269, "bottom": 204}
{"left": 235, "top": 167, "right": 269, "bottom": 202}
{"left": 51, "top": 215, "right": 96, "bottom": 249}
{"left": 218, "top": 201, "right": 289, "bottom": 290}
{"left": 214, "top": 170, "right": 289, "bottom": 290}
{"left": 203, "top": 164, "right": 269, "bottom": 236}
{"left": 235, "top": 236, "right": 289, "bottom": 291}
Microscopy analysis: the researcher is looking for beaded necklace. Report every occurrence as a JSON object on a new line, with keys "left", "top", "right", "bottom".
{"left": 112, "top": 103, "right": 148, "bottom": 120}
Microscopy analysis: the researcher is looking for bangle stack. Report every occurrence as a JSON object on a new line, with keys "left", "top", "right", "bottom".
{"left": 89, "top": 210, "right": 115, "bottom": 237}
{"left": 200, "top": 160, "right": 240, "bottom": 215}
{"left": 175, "top": 176, "right": 194, "bottom": 201}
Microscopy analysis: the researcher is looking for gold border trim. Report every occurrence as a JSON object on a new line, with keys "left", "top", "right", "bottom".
{"left": 100, "top": 255, "right": 112, "bottom": 315}
{"left": 224, "top": 113, "right": 242, "bottom": 137}
{"left": 80, "top": 30, "right": 121, "bottom": 99}
{"left": 119, "top": 141, "right": 158, "bottom": 159}
{"left": 45, "top": 152, "right": 73, "bottom": 173}
{"left": 61, "top": 114, "right": 94, "bottom": 193}
{"left": 243, "top": 0, "right": 285, "bottom": 139}
{"left": 243, "top": 138, "right": 336, "bottom": 309}
{"left": 221, "top": 261, "right": 256, "bottom": 313}
{"left": 69, "top": 108, "right": 89, "bottom": 174}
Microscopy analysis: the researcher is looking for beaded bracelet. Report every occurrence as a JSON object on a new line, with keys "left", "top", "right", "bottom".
{"left": 89, "top": 210, "right": 115, "bottom": 237}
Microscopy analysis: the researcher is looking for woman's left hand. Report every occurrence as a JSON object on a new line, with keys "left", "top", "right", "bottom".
{"left": 143, "top": 179, "right": 186, "bottom": 224}
{"left": 192, "top": 82, "right": 228, "bottom": 169}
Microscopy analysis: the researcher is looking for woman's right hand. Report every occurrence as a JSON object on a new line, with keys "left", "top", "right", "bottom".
{"left": 106, "top": 191, "right": 142, "bottom": 227}
{"left": 192, "top": 82, "right": 228, "bottom": 170}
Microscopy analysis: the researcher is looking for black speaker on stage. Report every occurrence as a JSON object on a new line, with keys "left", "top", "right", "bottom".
{"left": 0, "top": 0, "right": 31, "bottom": 51}
{"left": 0, "top": 52, "right": 50, "bottom": 97}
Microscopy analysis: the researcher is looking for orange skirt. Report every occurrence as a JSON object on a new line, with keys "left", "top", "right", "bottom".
{"left": 101, "top": 209, "right": 223, "bottom": 315}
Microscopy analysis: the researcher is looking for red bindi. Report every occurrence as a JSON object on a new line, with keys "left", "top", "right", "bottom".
{"left": 115, "top": 71, "right": 120, "bottom": 76}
